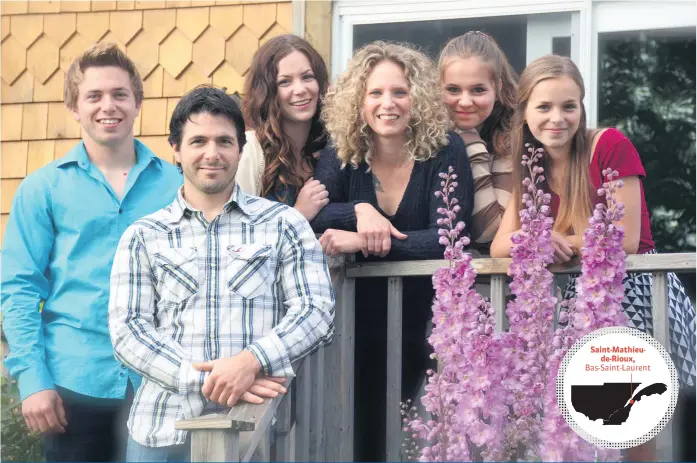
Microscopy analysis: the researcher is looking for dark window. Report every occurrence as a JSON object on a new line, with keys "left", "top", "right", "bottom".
{"left": 552, "top": 36, "right": 571, "bottom": 57}
{"left": 597, "top": 27, "right": 696, "bottom": 294}
{"left": 353, "top": 15, "right": 528, "bottom": 74}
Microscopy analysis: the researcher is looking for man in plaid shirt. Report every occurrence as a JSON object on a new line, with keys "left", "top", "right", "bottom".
{"left": 108, "top": 86, "right": 335, "bottom": 461}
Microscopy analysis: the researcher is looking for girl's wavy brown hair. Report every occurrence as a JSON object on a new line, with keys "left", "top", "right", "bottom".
{"left": 439, "top": 31, "right": 518, "bottom": 157}
{"left": 322, "top": 41, "right": 451, "bottom": 167}
{"left": 242, "top": 34, "right": 329, "bottom": 201}
{"left": 510, "top": 55, "right": 595, "bottom": 236}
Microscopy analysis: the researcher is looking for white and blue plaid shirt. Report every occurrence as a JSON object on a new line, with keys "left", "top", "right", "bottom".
{"left": 108, "top": 184, "right": 335, "bottom": 447}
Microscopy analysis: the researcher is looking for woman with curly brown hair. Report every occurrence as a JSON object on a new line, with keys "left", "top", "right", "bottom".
{"left": 236, "top": 34, "right": 330, "bottom": 220}
{"left": 311, "top": 41, "right": 474, "bottom": 461}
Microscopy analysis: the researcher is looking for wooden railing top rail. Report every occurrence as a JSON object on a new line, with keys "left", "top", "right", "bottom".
{"left": 176, "top": 373, "right": 293, "bottom": 462}
{"left": 345, "top": 252, "right": 696, "bottom": 278}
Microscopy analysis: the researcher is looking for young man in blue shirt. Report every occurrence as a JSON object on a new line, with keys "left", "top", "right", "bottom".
{"left": 1, "top": 43, "right": 182, "bottom": 461}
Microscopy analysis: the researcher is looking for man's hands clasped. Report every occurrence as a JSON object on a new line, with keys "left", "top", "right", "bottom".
{"left": 193, "top": 350, "right": 287, "bottom": 408}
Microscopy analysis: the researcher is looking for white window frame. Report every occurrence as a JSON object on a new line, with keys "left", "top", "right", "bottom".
{"left": 590, "top": 0, "right": 696, "bottom": 125}
{"left": 332, "top": 0, "right": 695, "bottom": 127}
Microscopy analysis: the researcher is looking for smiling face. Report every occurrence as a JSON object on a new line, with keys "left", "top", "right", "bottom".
{"left": 174, "top": 112, "right": 241, "bottom": 198}
{"left": 524, "top": 76, "right": 583, "bottom": 154}
{"left": 362, "top": 59, "right": 412, "bottom": 140}
{"left": 70, "top": 66, "right": 140, "bottom": 148}
{"left": 441, "top": 56, "right": 498, "bottom": 131}
{"left": 276, "top": 50, "right": 320, "bottom": 124}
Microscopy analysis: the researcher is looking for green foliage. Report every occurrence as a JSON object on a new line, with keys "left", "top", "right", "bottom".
{"left": 598, "top": 29, "right": 696, "bottom": 253}
{"left": 1, "top": 337, "right": 44, "bottom": 462}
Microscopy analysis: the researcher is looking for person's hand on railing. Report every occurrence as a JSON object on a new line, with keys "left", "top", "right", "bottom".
{"left": 551, "top": 231, "right": 575, "bottom": 264}
{"left": 22, "top": 389, "right": 67, "bottom": 434}
{"left": 355, "top": 203, "right": 407, "bottom": 257}
{"left": 237, "top": 377, "right": 288, "bottom": 404}
{"left": 295, "top": 178, "right": 330, "bottom": 221}
{"left": 319, "top": 229, "right": 368, "bottom": 257}
{"left": 193, "top": 350, "right": 264, "bottom": 408}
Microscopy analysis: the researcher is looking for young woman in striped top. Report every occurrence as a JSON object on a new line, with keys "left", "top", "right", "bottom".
{"left": 439, "top": 31, "right": 518, "bottom": 251}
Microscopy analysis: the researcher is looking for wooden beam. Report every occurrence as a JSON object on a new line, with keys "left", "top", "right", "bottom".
{"left": 310, "top": 348, "right": 326, "bottom": 461}
{"left": 176, "top": 372, "right": 292, "bottom": 462}
{"left": 346, "top": 253, "right": 697, "bottom": 278}
{"left": 323, "top": 264, "right": 355, "bottom": 462}
{"left": 273, "top": 392, "right": 292, "bottom": 461}
{"left": 491, "top": 275, "right": 506, "bottom": 331}
{"left": 304, "top": 0, "right": 332, "bottom": 73}
{"left": 295, "top": 358, "right": 312, "bottom": 461}
{"left": 385, "top": 277, "right": 403, "bottom": 462}
{"left": 191, "top": 430, "right": 240, "bottom": 462}
{"left": 651, "top": 271, "right": 674, "bottom": 461}
{"left": 176, "top": 413, "right": 254, "bottom": 432}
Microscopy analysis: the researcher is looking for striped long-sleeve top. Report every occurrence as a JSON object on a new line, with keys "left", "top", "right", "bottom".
{"left": 108, "top": 184, "right": 335, "bottom": 447}
{"left": 458, "top": 129, "right": 513, "bottom": 246}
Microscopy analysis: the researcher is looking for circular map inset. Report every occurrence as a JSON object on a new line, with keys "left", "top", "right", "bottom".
{"left": 557, "top": 327, "right": 678, "bottom": 449}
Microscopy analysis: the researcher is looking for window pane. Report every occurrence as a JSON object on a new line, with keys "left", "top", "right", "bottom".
{"left": 353, "top": 16, "right": 528, "bottom": 73}
{"left": 597, "top": 28, "right": 696, "bottom": 254}
{"left": 552, "top": 36, "right": 571, "bottom": 57}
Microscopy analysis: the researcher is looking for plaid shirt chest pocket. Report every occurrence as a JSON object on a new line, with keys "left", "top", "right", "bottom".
{"left": 153, "top": 247, "right": 199, "bottom": 303}
{"left": 225, "top": 244, "right": 274, "bottom": 299}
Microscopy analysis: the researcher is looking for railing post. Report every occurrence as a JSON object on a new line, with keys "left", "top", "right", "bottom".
{"left": 295, "top": 357, "right": 312, "bottom": 461}
{"left": 310, "top": 347, "right": 326, "bottom": 461}
{"left": 651, "top": 271, "right": 674, "bottom": 462}
{"left": 490, "top": 275, "right": 507, "bottom": 331}
{"left": 323, "top": 256, "right": 355, "bottom": 462}
{"left": 273, "top": 391, "right": 292, "bottom": 461}
{"left": 177, "top": 414, "right": 253, "bottom": 462}
{"left": 192, "top": 429, "right": 241, "bottom": 462}
{"left": 386, "top": 276, "right": 404, "bottom": 462}
{"left": 176, "top": 376, "right": 291, "bottom": 462}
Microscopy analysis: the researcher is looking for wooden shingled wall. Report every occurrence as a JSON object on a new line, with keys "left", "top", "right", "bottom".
{"left": 0, "top": 0, "right": 293, "bottom": 246}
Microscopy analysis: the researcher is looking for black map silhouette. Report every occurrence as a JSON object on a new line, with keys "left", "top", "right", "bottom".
{"left": 571, "top": 383, "right": 667, "bottom": 425}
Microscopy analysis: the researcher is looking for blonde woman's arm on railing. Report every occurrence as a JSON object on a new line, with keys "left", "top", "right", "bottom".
{"left": 490, "top": 198, "right": 574, "bottom": 263}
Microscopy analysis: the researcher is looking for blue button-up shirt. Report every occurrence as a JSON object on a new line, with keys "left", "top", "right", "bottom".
{"left": 1, "top": 139, "right": 182, "bottom": 400}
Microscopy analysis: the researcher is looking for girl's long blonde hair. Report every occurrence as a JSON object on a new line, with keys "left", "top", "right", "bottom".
{"left": 322, "top": 41, "right": 451, "bottom": 167}
{"left": 438, "top": 31, "right": 518, "bottom": 157}
{"left": 511, "top": 55, "right": 595, "bottom": 235}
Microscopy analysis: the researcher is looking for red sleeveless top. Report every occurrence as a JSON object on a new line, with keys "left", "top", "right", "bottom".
{"left": 548, "top": 128, "right": 655, "bottom": 253}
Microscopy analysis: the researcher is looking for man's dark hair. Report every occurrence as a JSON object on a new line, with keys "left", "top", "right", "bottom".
{"left": 168, "top": 85, "right": 247, "bottom": 169}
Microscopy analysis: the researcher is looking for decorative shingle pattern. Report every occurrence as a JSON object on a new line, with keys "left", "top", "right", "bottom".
{"left": 0, "top": 1, "right": 292, "bottom": 245}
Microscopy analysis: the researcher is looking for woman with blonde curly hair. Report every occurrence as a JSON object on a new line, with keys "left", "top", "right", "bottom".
{"left": 312, "top": 41, "right": 473, "bottom": 259}
{"left": 311, "top": 41, "right": 474, "bottom": 461}
{"left": 236, "top": 34, "right": 330, "bottom": 220}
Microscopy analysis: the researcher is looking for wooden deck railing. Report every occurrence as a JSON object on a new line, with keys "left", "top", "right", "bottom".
{"left": 176, "top": 252, "right": 696, "bottom": 462}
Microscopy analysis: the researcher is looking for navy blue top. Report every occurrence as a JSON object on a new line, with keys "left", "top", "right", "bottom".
{"left": 311, "top": 131, "right": 474, "bottom": 260}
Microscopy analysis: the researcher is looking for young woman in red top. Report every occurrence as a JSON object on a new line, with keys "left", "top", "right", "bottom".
{"left": 491, "top": 55, "right": 695, "bottom": 390}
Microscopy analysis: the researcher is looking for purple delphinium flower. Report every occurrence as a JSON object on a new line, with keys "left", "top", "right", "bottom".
{"left": 539, "top": 168, "right": 627, "bottom": 461}
{"left": 407, "top": 167, "right": 508, "bottom": 461}
{"left": 404, "top": 160, "right": 627, "bottom": 462}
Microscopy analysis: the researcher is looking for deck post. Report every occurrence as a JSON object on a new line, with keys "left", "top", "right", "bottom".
{"left": 651, "top": 271, "right": 674, "bottom": 461}
{"left": 386, "top": 277, "right": 404, "bottom": 462}
{"left": 323, "top": 256, "right": 356, "bottom": 462}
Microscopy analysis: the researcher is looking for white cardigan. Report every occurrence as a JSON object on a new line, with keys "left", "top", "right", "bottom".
{"left": 236, "top": 130, "right": 265, "bottom": 196}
